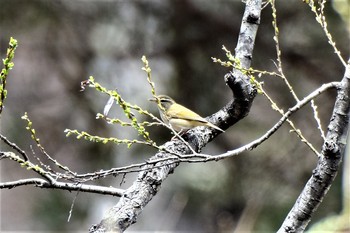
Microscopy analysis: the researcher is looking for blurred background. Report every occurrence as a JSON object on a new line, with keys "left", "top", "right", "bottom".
{"left": 0, "top": 0, "right": 349, "bottom": 232}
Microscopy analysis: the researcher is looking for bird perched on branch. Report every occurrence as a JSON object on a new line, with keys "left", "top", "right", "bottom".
{"left": 149, "top": 95, "right": 224, "bottom": 133}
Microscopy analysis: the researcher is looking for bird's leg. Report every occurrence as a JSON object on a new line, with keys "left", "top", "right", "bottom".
{"left": 171, "top": 129, "right": 188, "bottom": 140}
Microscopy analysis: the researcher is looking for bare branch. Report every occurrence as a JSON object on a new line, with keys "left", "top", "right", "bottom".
{"left": 211, "top": 81, "right": 339, "bottom": 160}
{"left": 0, "top": 133, "right": 28, "bottom": 161}
{"left": 0, "top": 177, "right": 124, "bottom": 196}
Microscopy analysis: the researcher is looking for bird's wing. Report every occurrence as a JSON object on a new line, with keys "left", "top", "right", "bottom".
{"left": 168, "top": 103, "right": 208, "bottom": 123}
{"left": 168, "top": 103, "right": 225, "bottom": 132}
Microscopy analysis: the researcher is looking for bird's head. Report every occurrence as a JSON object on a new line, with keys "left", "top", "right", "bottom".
{"left": 149, "top": 95, "right": 175, "bottom": 111}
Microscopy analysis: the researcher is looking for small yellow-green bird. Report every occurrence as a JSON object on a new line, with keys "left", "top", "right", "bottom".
{"left": 149, "top": 95, "right": 224, "bottom": 132}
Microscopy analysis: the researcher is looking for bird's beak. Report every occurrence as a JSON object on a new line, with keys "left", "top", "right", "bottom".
{"left": 148, "top": 97, "right": 157, "bottom": 102}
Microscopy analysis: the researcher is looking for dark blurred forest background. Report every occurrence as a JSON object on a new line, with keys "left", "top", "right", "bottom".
{"left": 0, "top": 0, "right": 349, "bottom": 232}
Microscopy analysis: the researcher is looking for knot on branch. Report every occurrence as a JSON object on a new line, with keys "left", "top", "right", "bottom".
{"left": 322, "top": 140, "right": 340, "bottom": 158}
{"left": 223, "top": 72, "right": 257, "bottom": 126}
{"left": 246, "top": 12, "right": 260, "bottom": 25}
{"left": 225, "top": 72, "right": 257, "bottom": 100}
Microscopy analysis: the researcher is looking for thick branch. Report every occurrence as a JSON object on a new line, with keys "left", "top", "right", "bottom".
{"left": 277, "top": 61, "right": 350, "bottom": 232}
{"left": 90, "top": 0, "right": 262, "bottom": 232}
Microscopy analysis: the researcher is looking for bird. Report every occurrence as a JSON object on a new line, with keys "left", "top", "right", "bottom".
{"left": 149, "top": 95, "right": 224, "bottom": 133}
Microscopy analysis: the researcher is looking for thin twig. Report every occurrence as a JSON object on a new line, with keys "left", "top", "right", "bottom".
{"left": 181, "top": 81, "right": 338, "bottom": 162}
{"left": 0, "top": 133, "right": 29, "bottom": 161}
{"left": 0, "top": 177, "right": 124, "bottom": 196}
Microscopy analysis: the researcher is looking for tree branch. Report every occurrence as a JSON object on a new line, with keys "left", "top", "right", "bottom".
{"left": 0, "top": 133, "right": 29, "bottom": 161}
{"left": 0, "top": 178, "right": 124, "bottom": 196}
{"left": 0, "top": 151, "right": 124, "bottom": 196}
{"left": 277, "top": 60, "right": 350, "bottom": 232}
{"left": 179, "top": 81, "right": 339, "bottom": 162}
{"left": 89, "top": 0, "right": 262, "bottom": 232}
